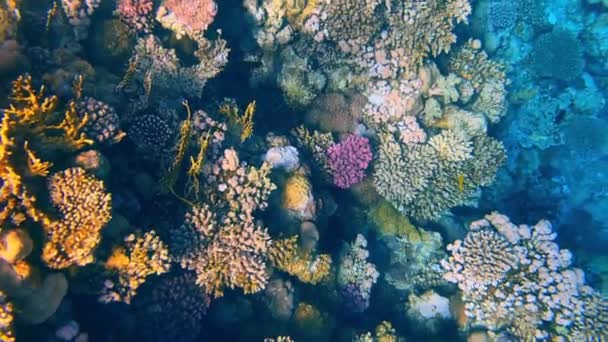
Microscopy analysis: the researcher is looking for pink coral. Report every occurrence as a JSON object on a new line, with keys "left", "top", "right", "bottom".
{"left": 116, "top": 0, "right": 154, "bottom": 32}
{"left": 327, "top": 134, "right": 372, "bottom": 189}
{"left": 156, "top": 0, "right": 217, "bottom": 39}
{"left": 397, "top": 116, "right": 427, "bottom": 145}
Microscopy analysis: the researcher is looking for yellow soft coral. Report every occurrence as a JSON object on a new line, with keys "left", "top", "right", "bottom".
{"left": 42, "top": 167, "right": 111, "bottom": 269}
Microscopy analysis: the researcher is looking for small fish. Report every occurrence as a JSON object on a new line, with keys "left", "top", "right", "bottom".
{"left": 457, "top": 174, "right": 465, "bottom": 193}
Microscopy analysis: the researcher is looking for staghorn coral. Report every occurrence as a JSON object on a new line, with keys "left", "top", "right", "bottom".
{"left": 326, "top": 134, "right": 372, "bottom": 189}
{"left": 76, "top": 97, "right": 125, "bottom": 144}
{"left": 133, "top": 272, "right": 211, "bottom": 342}
{"left": 442, "top": 212, "right": 608, "bottom": 340}
{"left": 117, "top": 0, "right": 154, "bottom": 33}
{"left": 374, "top": 132, "right": 505, "bottom": 221}
{"left": 42, "top": 167, "right": 111, "bottom": 269}
{"left": 100, "top": 230, "right": 171, "bottom": 304}
{"left": 337, "top": 234, "right": 379, "bottom": 312}
{"left": 270, "top": 235, "right": 332, "bottom": 285}
{"left": 156, "top": 0, "right": 217, "bottom": 40}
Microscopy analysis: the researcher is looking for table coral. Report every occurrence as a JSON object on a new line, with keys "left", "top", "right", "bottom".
{"left": 442, "top": 212, "right": 608, "bottom": 340}
{"left": 43, "top": 167, "right": 112, "bottom": 269}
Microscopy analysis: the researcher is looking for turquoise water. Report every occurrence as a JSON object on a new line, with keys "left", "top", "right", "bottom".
{"left": 0, "top": 0, "right": 606, "bottom": 341}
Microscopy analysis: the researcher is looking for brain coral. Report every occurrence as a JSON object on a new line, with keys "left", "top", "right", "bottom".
{"left": 42, "top": 167, "right": 112, "bottom": 269}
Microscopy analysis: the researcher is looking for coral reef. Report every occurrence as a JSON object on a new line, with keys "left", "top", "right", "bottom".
{"left": 337, "top": 234, "right": 379, "bottom": 313}
{"left": 442, "top": 212, "right": 608, "bottom": 340}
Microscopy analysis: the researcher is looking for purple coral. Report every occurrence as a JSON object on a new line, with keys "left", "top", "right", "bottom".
{"left": 116, "top": 0, "right": 154, "bottom": 33}
{"left": 327, "top": 134, "right": 372, "bottom": 189}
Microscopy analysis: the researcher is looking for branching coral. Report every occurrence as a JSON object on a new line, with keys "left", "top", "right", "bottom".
{"left": 291, "top": 125, "right": 334, "bottom": 180}
{"left": 327, "top": 134, "right": 373, "bottom": 189}
{"left": 170, "top": 149, "right": 277, "bottom": 297}
{"left": 101, "top": 230, "right": 171, "bottom": 304}
{"left": 127, "top": 34, "right": 229, "bottom": 99}
{"left": 43, "top": 167, "right": 112, "bottom": 269}
{"left": 76, "top": 97, "right": 125, "bottom": 144}
{"left": 374, "top": 132, "right": 505, "bottom": 221}
{"left": 442, "top": 212, "right": 608, "bottom": 340}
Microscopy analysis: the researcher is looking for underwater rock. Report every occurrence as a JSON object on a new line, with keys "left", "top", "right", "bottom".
{"left": 264, "top": 146, "right": 300, "bottom": 172}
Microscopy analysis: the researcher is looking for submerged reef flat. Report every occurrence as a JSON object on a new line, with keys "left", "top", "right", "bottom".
{"left": 0, "top": 0, "right": 605, "bottom": 341}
